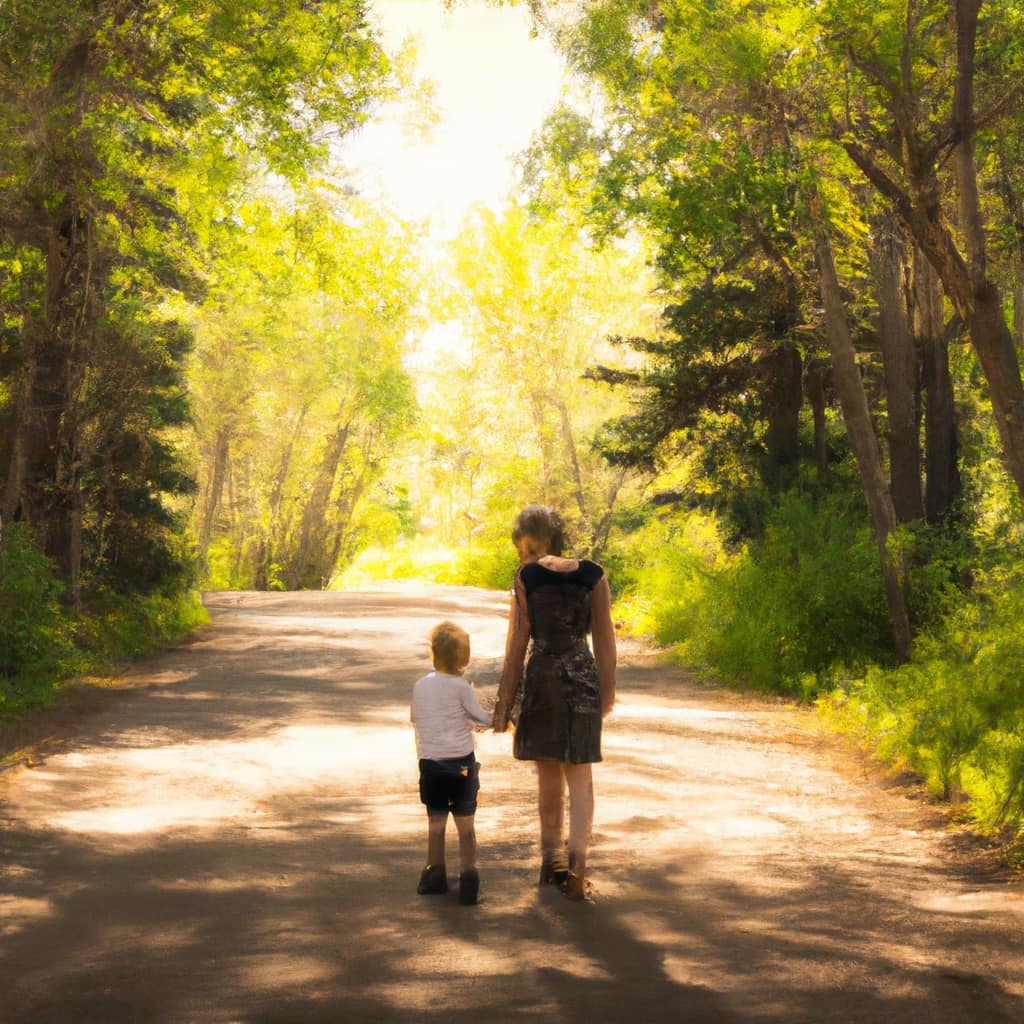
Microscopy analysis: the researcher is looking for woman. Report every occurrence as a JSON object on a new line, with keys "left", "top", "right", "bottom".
{"left": 493, "top": 505, "right": 616, "bottom": 900}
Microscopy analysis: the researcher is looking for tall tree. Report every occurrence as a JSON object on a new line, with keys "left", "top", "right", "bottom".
{"left": 0, "top": 0, "right": 391, "bottom": 601}
{"left": 425, "top": 201, "right": 658, "bottom": 558}
{"left": 810, "top": 189, "right": 912, "bottom": 660}
{"left": 818, "top": 0, "right": 1024, "bottom": 501}
{"left": 185, "top": 188, "right": 419, "bottom": 590}
{"left": 525, "top": 0, "right": 926, "bottom": 652}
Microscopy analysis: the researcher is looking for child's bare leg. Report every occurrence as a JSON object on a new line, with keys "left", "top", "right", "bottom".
{"left": 564, "top": 763, "right": 594, "bottom": 879}
{"left": 536, "top": 761, "right": 565, "bottom": 861}
{"left": 452, "top": 813, "right": 477, "bottom": 871}
{"left": 427, "top": 812, "right": 448, "bottom": 866}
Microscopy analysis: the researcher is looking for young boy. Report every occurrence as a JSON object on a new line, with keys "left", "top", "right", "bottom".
{"left": 411, "top": 620, "right": 493, "bottom": 905}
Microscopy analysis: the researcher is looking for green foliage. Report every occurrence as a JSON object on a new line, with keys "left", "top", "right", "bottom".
{"left": 710, "top": 492, "right": 893, "bottom": 692}
{"left": 608, "top": 505, "right": 727, "bottom": 649}
{"left": 404, "top": 200, "right": 658, "bottom": 563}
{"left": 0, "top": 523, "right": 70, "bottom": 684}
{"left": 71, "top": 588, "right": 208, "bottom": 667}
{"left": 616, "top": 491, "right": 892, "bottom": 695}
{"left": 337, "top": 535, "right": 518, "bottom": 592}
{"left": 822, "top": 573, "right": 1024, "bottom": 834}
{"left": 186, "top": 187, "right": 421, "bottom": 591}
{"left": 0, "top": 522, "right": 207, "bottom": 721}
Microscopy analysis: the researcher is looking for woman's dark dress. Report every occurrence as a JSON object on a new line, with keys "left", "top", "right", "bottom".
{"left": 513, "top": 559, "right": 604, "bottom": 764}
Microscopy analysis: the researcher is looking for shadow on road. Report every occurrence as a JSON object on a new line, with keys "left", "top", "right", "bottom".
{"left": 2, "top": 588, "right": 1022, "bottom": 1023}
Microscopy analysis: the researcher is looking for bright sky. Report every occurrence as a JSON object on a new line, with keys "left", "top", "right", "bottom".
{"left": 338, "top": 0, "right": 568, "bottom": 237}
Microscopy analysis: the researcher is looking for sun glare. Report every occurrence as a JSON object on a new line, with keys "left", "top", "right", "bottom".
{"left": 338, "top": 0, "right": 567, "bottom": 237}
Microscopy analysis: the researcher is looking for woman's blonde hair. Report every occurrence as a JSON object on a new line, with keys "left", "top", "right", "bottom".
{"left": 511, "top": 505, "right": 567, "bottom": 557}
{"left": 430, "top": 620, "right": 470, "bottom": 673}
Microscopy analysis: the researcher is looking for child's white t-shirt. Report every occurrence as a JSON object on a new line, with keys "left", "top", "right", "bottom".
{"left": 411, "top": 671, "right": 493, "bottom": 759}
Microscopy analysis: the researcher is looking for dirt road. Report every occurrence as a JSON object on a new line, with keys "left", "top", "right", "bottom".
{"left": 2, "top": 587, "right": 1022, "bottom": 1023}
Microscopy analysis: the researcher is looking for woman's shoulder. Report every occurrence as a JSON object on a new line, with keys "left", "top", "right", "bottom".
{"left": 521, "top": 556, "right": 604, "bottom": 590}
{"left": 577, "top": 558, "right": 605, "bottom": 588}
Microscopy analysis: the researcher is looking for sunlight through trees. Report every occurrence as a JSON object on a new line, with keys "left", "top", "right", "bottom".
{"left": 2, "top": 0, "right": 1023, "bottom": 844}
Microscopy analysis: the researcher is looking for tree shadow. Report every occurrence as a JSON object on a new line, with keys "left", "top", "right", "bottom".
{"left": 3, "top": 589, "right": 1023, "bottom": 1022}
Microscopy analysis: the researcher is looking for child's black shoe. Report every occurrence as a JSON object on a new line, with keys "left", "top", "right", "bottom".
{"left": 417, "top": 864, "right": 448, "bottom": 895}
{"left": 458, "top": 868, "right": 480, "bottom": 905}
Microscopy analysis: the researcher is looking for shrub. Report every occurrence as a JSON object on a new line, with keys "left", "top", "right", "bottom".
{"left": 0, "top": 521, "right": 206, "bottom": 723}
{"left": 706, "top": 491, "right": 893, "bottom": 693}
{"left": 614, "top": 492, "right": 892, "bottom": 695}
{"left": 821, "top": 576, "right": 1024, "bottom": 836}
{"left": 0, "top": 523, "right": 71, "bottom": 689}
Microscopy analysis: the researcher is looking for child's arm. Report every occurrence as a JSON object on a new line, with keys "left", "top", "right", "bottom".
{"left": 461, "top": 681, "right": 493, "bottom": 727}
{"left": 538, "top": 554, "right": 579, "bottom": 572}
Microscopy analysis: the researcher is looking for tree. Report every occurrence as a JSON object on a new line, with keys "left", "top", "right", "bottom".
{"left": 0, "top": 0, "right": 391, "bottom": 602}
{"left": 816, "top": 0, "right": 1024, "bottom": 502}
{"left": 184, "top": 187, "right": 420, "bottom": 590}
{"left": 522, "top": 0, "right": 931, "bottom": 654}
{"left": 810, "top": 186, "right": 912, "bottom": 660}
{"left": 418, "top": 201, "right": 659, "bottom": 559}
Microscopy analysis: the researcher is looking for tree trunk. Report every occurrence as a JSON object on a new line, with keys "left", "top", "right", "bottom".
{"left": 197, "top": 427, "right": 230, "bottom": 556}
{"left": 811, "top": 195, "right": 912, "bottom": 661}
{"left": 841, "top": 0, "right": 1024, "bottom": 503}
{"left": 552, "top": 395, "right": 587, "bottom": 520}
{"left": 590, "top": 466, "right": 629, "bottom": 562}
{"left": 529, "top": 392, "right": 553, "bottom": 503}
{"left": 871, "top": 214, "right": 924, "bottom": 523}
{"left": 1014, "top": 280, "right": 1024, "bottom": 350}
{"left": 910, "top": 248, "right": 962, "bottom": 520}
{"left": 15, "top": 42, "right": 94, "bottom": 595}
{"left": 254, "top": 409, "right": 307, "bottom": 589}
{"left": 760, "top": 344, "right": 803, "bottom": 489}
{"left": 804, "top": 362, "right": 830, "bottom": 477}
{"left": 325, "top": 470, "right": 369, "bottom": 581}
{"left": 2, "top": 361, "right": 33, "bottom": 523}
{"left": 287, "top": 419, "right": 350, "bottom": 589}
{"left": 948, "top": 0, "right": 1024, "bottom": 497}
{"left": 18, "top": 211, "right": 93, "bottom": 601}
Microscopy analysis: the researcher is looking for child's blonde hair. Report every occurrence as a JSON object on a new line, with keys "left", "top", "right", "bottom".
{"left": 430, "top": 621, "right": 470, "bottom": 674}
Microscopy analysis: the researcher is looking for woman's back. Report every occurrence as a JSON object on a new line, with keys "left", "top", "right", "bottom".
{"left": 519, "top": 559, "right": 604, "bottom": 650}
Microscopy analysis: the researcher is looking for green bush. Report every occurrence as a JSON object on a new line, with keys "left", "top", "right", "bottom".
{"left": 614, "top": 492, "right": 892, "bottom": 695}
{"left": 821, "top": 576, "right": 1024, "bottom": 835}
{"left": 706, "top": 491, "right": 893, "bottom": 693}
{"left": 608, "top": 506, "right": 726, "bottom": 651}
{"left": 0, "top": 523, "right": 71, "bottom": 687}
{"left": 0, "top": 521, "right": 207, "bottom": 723}
{"left": 71, "top": 588, "right": 208, "bottom": 664}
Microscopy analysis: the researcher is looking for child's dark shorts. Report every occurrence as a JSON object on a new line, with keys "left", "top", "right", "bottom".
{"left": 418, "top": 752, "right": 479, "bottom": 816}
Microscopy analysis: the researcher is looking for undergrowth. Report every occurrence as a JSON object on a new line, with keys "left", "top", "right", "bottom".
{"left": 0, "top": 523, "right": 208, "bottom": 724}
{"left": 819, "top": 574, "right": 1024, "bottom": 840}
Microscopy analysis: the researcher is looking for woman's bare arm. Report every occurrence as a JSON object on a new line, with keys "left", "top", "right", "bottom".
{"left": 590, "top": 575, "right": 617, "bottom": 717}
{"left": 494, "top": 576, "right": 530, "bottom": 732}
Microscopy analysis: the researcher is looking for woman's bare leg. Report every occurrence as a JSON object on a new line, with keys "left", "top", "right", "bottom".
{"left": 564, "top": 763, "right": 594, "bottom": 880}
{"left": 536, "top": 761, "right": 565, "bottom": 863}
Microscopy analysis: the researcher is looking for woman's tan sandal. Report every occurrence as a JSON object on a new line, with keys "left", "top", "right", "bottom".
{"left": 561, "top": 872, "right": 590, "bottom": 901}
{"left": 538, "top": 855, "right": 570, "bottom": 886}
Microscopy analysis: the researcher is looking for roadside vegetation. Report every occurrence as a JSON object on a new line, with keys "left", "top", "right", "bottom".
{"left": 2, "top": 1, "right": 1022, "bottom": 854}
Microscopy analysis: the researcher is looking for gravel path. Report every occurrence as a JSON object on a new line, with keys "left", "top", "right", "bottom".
{"left": 1, "top": 586, "right": 1022, "bottom": 1023}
